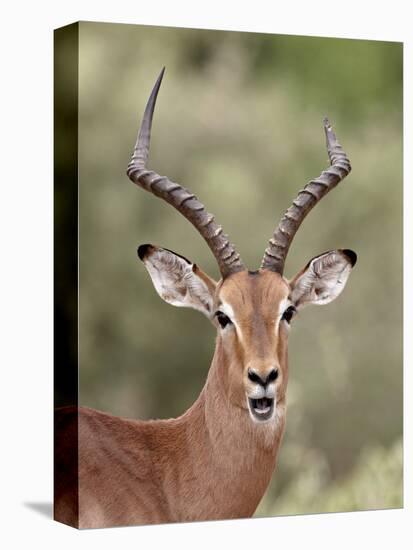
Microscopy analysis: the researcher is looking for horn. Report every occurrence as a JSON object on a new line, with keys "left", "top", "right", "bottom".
{"left": 127, "top": 68, "right": 245, "bottom": 278}
{"left": 261, "top": 118, "right": 351, "bottom": 274}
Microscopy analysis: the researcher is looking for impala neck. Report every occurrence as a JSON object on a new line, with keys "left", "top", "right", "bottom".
{"left": 184, "top": 337, "right": 286, "bottom": 468}
{"left": 166, "top": 338, "right": 286, "bottom": 519}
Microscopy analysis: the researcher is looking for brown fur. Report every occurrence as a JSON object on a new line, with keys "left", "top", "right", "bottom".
{"left": 55, "top": 270, "right": 291, "bottom": 528}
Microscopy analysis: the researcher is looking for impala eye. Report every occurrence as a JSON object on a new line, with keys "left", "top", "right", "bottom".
{"left": 282, "top": 305, "right": 296, "bottom": 324}
{"left": 215, "top": 311, "right": 232, "bottom": 329}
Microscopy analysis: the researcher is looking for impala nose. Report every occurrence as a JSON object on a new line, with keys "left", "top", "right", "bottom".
{"left": 247, "top": 368, "right": 279, "bottom": 387}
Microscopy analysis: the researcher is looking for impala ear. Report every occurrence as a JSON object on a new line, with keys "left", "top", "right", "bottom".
{"left": 289, "top": 249, "right": 357, "bottom": 310}
{"left": 137, "top": 244, "right": 217, "bottom": 318}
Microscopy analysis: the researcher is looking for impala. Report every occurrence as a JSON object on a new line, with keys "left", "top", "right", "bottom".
{"left": 55, "top": 68, "right": 357, "bottom": 529}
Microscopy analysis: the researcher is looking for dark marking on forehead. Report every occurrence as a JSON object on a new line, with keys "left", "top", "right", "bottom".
{"left": 248, "top": 270, "right": 259, "bottom": 276}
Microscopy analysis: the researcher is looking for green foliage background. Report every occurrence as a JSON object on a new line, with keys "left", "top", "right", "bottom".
{"left": 74, "top": 22, "right": 402, "bottom": 516}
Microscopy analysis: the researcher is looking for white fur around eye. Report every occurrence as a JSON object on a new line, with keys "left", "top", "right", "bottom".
{"left": 278, "top": 297, "right": 291, "bottom": 317}
{"left": 216, "top": 301, "right": 239, "bottom": 336}
{"left": 217, "top": 301, "right": 235, "bottom": 322}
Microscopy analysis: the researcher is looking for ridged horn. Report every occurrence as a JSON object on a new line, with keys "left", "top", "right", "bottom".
{"left": 127, "top": 68, "right": 245, "bottom": 278}
{"left": 261, "top": 118, "right": 351, "bottom": 274}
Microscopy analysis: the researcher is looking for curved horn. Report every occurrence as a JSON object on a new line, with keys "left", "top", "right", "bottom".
{"left": 127, "top": 68, "right": 245, "bottom": 278}
{"left": 261, "top": 118, "right": 351, "bottom": 274}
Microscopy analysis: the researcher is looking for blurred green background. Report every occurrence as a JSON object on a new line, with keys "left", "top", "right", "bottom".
{"left": 75, "top": 22, "right": 402, "bottom": 517}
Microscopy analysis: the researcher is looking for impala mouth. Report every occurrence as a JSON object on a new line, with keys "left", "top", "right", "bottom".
{"left": 248, "top": 397, "right": 275, "bottom": 422}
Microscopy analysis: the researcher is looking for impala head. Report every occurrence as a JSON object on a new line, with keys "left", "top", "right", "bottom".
{"left": 127, "top": 68, "right": 357, "bottom": 425}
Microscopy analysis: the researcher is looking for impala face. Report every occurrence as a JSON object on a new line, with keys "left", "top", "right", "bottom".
{"left": 138, "top": 245, "right": 356, "bottom": 426}
{"left": 215, "top": 270, "right": 290, "bottom": 423}
{"left": 129, "top": 69, "right": 356, "bottom": 430}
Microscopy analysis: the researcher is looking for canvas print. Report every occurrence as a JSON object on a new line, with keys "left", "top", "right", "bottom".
{"left": 54, "top": 22, "right": 403, "bottom": 529}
